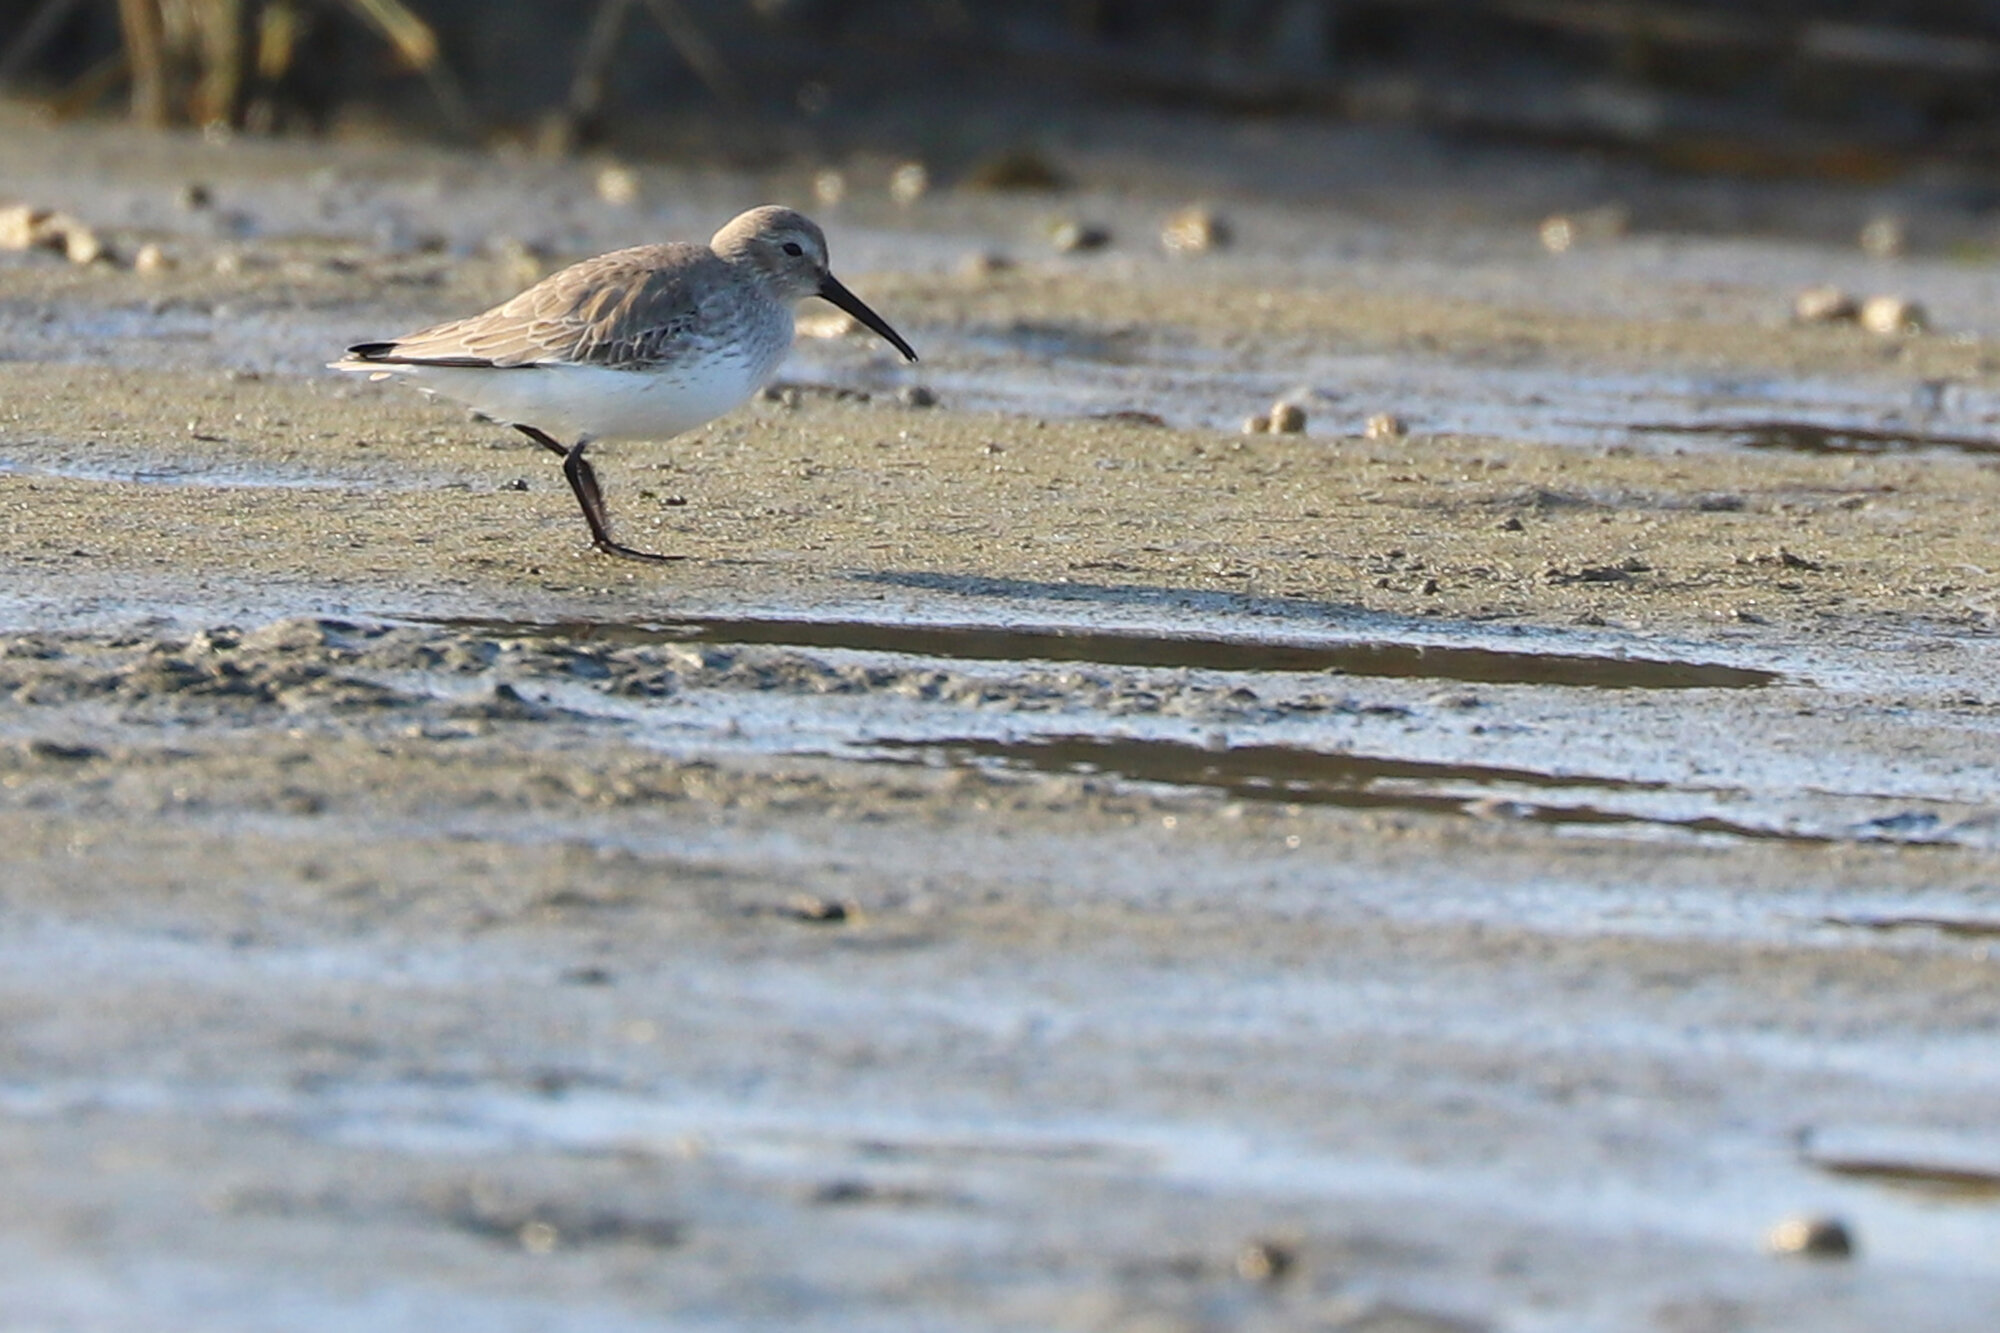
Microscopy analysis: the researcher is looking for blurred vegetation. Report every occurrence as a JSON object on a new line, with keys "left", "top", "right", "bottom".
{"left": 4, "top": 2, "right": 2000, "bottom": 176}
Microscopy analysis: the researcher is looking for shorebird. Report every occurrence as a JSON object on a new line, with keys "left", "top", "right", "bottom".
{"left": 333, "top": 205, "right": 917, "bottom": 562}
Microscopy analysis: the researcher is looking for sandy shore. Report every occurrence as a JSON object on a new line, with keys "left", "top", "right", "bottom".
{"left": 4, "top": 115, "right": 2000, "bottom": 1330}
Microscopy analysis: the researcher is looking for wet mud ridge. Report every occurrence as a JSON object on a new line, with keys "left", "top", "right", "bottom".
{"left": 8, "top": 602, "right": 2000, "bottom": 1332}
{"left": 6, "top": 608, "right": 1992, "bottom": 856}
{"left": 390, "top": 610, "right": 2000, "bottom": 850}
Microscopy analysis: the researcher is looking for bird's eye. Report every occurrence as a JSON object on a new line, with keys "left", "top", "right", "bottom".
{"left": 781, "top": 242, "right": 804, "bottom": 257}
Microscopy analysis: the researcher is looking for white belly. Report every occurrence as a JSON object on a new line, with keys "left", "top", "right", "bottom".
{"left": 388, "top": 354, "right": 774, "bottom": 443}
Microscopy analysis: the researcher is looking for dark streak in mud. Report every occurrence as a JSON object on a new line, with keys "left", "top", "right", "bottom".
{"left": 421, "top": 616, "right": 1780, "bottom": 690}
{"left": 872, "top": 733, "right": 1828, "bottom": 844}
{"left": 1633, "top": 420, "right": 2000, "bottom": 456}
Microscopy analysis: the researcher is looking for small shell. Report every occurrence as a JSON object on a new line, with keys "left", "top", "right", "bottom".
{"left": 1241, "top": 414, "right": 1271, "bottom": 435}
{"left": 1765, "top": 1214, "right": 1854, "bottom": 1259}
{"left": 133, "top": 242, "right": 171, "bottom": 275}
{"left": 1161, "top": 205, "right": 1230, "bottom": 256}
{"left": 1793, "top": 285, "right": 1858, "bottom": 323}
{"left": 62, "top": 223, "right": 106, "bottom": 265}
{"left": 0, "top": 203, "right": 49, "bottom": 250}
{"left": 1049, "top": 219, "right": 1110, "bottom": 253}
{"left": 1234, "top": 1239, "right": 1294, "bottom": 1282}
{"left": 1269, "top": 402, "right": 1307, "bottom": 433}
{"left": 1363, "top": 412, "right": 1407, "bottom": 439}
{"left": 1538, "top": 204, "right": 1628, "bottom": 254}
{"left": 1859, "top": 295, "right": 1928, "bottom": 335}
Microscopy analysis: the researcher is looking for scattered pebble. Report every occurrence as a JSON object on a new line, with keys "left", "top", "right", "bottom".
{"left": 1497, "top": 515, "right": 1525, "bottom": 531}
{"left": 1793, "top": 284, "right": 1858, "bottom": 324}
{"left": 1765, "top": 1214, "right": 1854, "bottom": 1259}
{"left": 1269, "top": 401, "right": 1307, "bottom": 433}
{"left": 0, "top": 203, "right": 43, "bottom": 250}
{"left": 962, "top": 148, "right": 1068, "bottom": 192}
{"left": 1859, "top": 215, "right": 1906, "bottom": 258}
{"left": 1048, "top": 219, "right": 1111, "bottom": 253}
{"left": 1234, "top": 1238, "right": 1294, "bottom": 1282}
{"left": 0, "top": 204, "right": 109, "bottom": 264}
{"left": 1161, "top": 205, "right": 1230, "bottom": 255}
{"left": 176, "top": 181, "right": 213, "bottom": 211}
{"left": 517, "top": 1220, "right": 560, "bottom": 1254}
{"left": 1363, "top": 411, "right": 1407, "bottom": 439}
{"left": 594, "top": 164, "right": 640, "bottom": 207}
{"left": 1859, "top": 294, "right": 1927, "bottom": 335}
{"left": 812, "top": 169, "right": 847, "bottom": 207}
{"left": 1241, "top": 413, "right": 1271, "bottom": 435}
{"left": 132, "top": 242, "right": 171, "bottom": 275}
{"left": 783, "top": 894, "right": 851, "bottom": 923}
{"left": 897, "top": 385, "right": 937, "bottom": 409}
{"left": 888, "top": 161, "right": 929, "bottom": 206}
{"left": 61, "top": 224, "right": 106, "bottom": 265}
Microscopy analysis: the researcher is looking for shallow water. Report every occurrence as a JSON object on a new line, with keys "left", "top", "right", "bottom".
{"left": 429, "top": 612, "right": 1783, "bottom": 687}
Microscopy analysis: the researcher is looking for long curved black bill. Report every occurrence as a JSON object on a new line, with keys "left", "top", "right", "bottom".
{"left": 818, "top": 273, "right": 918, "bottom": 362}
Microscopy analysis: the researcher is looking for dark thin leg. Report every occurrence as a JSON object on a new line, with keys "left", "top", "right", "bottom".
{"left": 514, "top": 423, "right": 570, "bottom": 458}
{"left": 512, "top": 424, "right": 680, "bottom": 563}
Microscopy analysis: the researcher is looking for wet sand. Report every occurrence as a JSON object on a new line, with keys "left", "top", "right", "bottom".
{"left": 4, "top": 115, "right": 2000, "bottom": 1330}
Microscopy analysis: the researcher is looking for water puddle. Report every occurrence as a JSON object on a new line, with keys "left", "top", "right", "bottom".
{"left": 434, "top": 615, "right": 1778, "bottom": 690}
{"left": 1633, "top": 420, "right": 2000, "bottom": 456}
{"left": 1822, "top": 913, "right": 2000, "bottom": 939}
{"left": 871, "top": 733, "right": 1819, "bottom": 843}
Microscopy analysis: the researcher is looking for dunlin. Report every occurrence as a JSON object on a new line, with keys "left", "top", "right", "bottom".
{"left": 333, "top": 205, "right": 917, "bottom": 562}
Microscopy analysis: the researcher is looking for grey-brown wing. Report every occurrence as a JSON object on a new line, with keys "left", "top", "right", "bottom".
{"left": 361, "top": 243, "right": 713, "bottom": 369}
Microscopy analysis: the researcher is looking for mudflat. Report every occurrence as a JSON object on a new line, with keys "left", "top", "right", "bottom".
{"left": 4, "top": 113, "right": 2000, "bottom": 1330}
